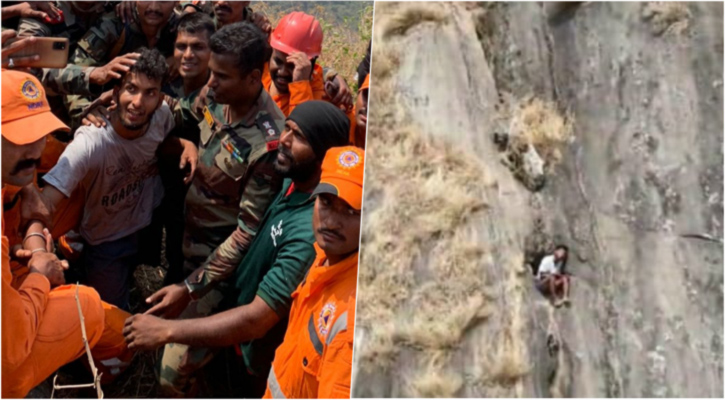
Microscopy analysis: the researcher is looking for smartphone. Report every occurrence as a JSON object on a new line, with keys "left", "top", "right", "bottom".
{"left": 5, "top": 37, "right": 69, "bottom": 69}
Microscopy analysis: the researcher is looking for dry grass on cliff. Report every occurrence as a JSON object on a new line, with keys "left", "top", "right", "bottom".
{"left": 382, "top": 2, "right": 450, "bottom": 38}
{"left": 641, "top": 2, "right": 691, "bottom": 36}
{"left": 355, "top": 3, "right": 534, "bottom": 395}
{"left": 504, "top": 95, "right": 574, "bottom": 170}
{"left": 357, "top": 53, "right": 491, "bottom": 368}
{"left": 356, "top": 0, "right": 492, "bottom": 384}
{"left": 407, "top": 358, "right": 464, "bottom": 398}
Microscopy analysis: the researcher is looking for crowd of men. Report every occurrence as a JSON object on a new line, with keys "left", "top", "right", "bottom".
{"left": 1, "top": 1, "right": 369, "bottom": 398}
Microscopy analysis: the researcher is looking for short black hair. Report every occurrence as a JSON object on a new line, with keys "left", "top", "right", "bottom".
{"left": 554, "top": 244, "right": 569, "bottom": 273}
{"left": 113, "top": 47, "right": 168, "bottom": 87}
{"left": 356, "top": 40, "right": 371, "bottom": 88}
{"left": 209, "top": 21, "right": 266, "bottom": 76}
{"left": 177, "top": 11, "right": 215, "bottom": 39}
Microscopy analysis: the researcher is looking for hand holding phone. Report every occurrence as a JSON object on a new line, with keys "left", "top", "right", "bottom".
{"left": 3, "top": 34, "right": 69, "bottom": 69}
{"left": 1, "top": 30, "right": 39, "bottom": 68}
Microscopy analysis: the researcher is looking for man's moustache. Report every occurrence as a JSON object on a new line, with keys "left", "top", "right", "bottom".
{"left": 12, "top": 158, "right": 40, "bottom": 174}
{"left": 318, "top": 228, "right": 345, "bottom": 241}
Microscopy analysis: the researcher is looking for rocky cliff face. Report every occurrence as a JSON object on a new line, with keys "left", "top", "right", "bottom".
{"left": 354, "top": 2, "right": 723, "bottom": 397}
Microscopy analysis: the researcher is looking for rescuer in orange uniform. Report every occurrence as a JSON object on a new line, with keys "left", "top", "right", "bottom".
{"left": 1, "top": 69, "right": 133, "bottom": 398}
{"left": 262, "top": 12, "right": 355, "bottom": 128}
{"left": 263, "top": 146, "right": 363, "bottom": 399}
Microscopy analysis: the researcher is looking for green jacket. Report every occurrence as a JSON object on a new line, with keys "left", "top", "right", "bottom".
{"left": 231, "top": 178, "right": 317, "bottom": 377}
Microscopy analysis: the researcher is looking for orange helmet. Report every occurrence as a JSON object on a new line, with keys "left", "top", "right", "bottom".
{"left": 270, "top": 12, "right": 323, "bottom": 59}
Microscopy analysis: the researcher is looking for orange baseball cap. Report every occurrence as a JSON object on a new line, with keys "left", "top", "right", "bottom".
{"left": 2, "top": 69, "right": 69, "bottom": 145}
{"left": 313, "top": 146, "right": 365, "bottom": 210}
{"left": 360, "top": 74, "right": 369, "bottom": 91}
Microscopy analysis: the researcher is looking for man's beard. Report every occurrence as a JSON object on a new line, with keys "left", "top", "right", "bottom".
{"left": 120, "top": 110, "right": 152, "bottom": 131}
{"left": 270, "top": 71, "right": 291, "bottom": 93}
{"left": 274, "top": 147, "right": 317, "bottom": 181}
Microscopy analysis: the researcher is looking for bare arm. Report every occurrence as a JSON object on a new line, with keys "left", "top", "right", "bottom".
{"left": 124, "top": 295, "right": 280, "bottom": 350}
{"left": 19, "top": 183, "right": 69, "bottom": 230}
{"left": 171, "top": 296, "right": 279, "bottom": 347}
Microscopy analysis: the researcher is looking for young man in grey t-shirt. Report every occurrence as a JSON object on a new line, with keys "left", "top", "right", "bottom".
{"left": 37, "top": 48, "right": 198, "bottom": 310}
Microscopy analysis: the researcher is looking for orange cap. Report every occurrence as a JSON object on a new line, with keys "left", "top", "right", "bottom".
{"left": 360, "top": 74, "right": 369, "bottom": 91}
{"left": 2, "top": 70, "right": 69, "bottom": 145}
{"left": 270, "top": 12, "right": 323, "bottom": 59}
{"left": 313, "top": 146, "right": 365, "bottom": 210}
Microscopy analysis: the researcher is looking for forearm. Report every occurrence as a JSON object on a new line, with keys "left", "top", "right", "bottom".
{"left": 41, "top": 65, "right": 100, "bottom": 97}
{"left": 19, "top": 183, "right": 64, "bottom": 232}
{"left": 186, "top": 227, "right": 253, "bottom": 298}
{"left": 2, "top": 3, "right": 26, "bottom": 19}
{"left": 214, "top": 227, "right": 253, "bottom": 268}
{"left": 23, "top": 220, "right": 47, "bottom": 252}
{"left": 167, "top": 297, "right": 278, "bottom": 348}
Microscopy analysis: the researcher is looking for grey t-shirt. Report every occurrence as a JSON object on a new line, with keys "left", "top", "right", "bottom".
{"left": 43, "top": 103, "right": 174, "bottom": 245}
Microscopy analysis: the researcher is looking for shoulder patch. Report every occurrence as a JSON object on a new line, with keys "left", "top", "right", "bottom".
{"left": 203, "top": 106, "right": 215, "bottom": 128}
{"left": 255, "top": 112, "right": 281, "bottom": 141}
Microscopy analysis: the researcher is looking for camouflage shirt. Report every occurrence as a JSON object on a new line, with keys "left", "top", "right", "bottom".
{"left": 62, "top": 9, "right": 178, "bottom": 131}
{"left": 33, "top": 65, "right": 100, "bottom": 98}
{"left": 18, "top": 2, "right": 109, "bottom": 125}
{"left": 72, "top": 9, "right": 177, "bottom": 67}
{"left": 178, "top": 1, "right": 254, "bottom": 27}
{"left": 163, "top": 76, "right": 205, "bottom": 144}
{"left": 183, "top": 87, "right": 286, "bottom": 298}
{"left": 18, "top": 1, "right": 109, "bottom": 57}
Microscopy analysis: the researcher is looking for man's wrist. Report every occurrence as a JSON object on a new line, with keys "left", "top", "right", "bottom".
{"left": 164, "top": 319, "right": 178, "bottom": 344}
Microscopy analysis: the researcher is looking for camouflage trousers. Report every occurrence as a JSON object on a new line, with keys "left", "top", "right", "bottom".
{"left": 158, "top": 286, "right": 226, "bottom": 397}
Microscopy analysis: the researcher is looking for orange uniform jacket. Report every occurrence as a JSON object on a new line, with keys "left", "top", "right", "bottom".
{"left": 262, "top": 63, "right": 357, "bottom": 144}
{"left": 262, "top": 62, "right": 326, "bottom": 116}
{"left": 1, "top": 187, "right": 132, "bottom": 398}
{"left": 264, "top": 244, "right": 358, "bottom": 399}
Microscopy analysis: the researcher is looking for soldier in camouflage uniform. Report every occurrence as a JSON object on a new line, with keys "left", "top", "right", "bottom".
{"left": 180, "top": 1, "right": 252, "bottom": 27}
{"left": 179, "top": 22, "right": 285, "bottom": 292}
{"left": 124, "top": 100, "right": 351, "bottom": 398}
{"left": 179, "top": 0, "right": 273, "bottom": 36}
{"left": 155, "top": 12, "right": 216, "bottom": 284}
{"left": 124, "top": 22, "right": 282, "bottom": 396}
{"left": 17, "top": 2, "right": 110, "bottom": 133}
{"left": 77, "top": 17, "right": 275, "bottom": 289}
{"left": 72, "top": 2, "right": 178, "bottom": 67}
{"left": 18, "top": 1, "right": 111, "bottom": 56}
{"left": 62, "top": 1, "right": 178, "bottom": 130}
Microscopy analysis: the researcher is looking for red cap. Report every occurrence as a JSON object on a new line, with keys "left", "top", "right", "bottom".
{"left": 270, "top": 12, "right": 323, "bottom": 59}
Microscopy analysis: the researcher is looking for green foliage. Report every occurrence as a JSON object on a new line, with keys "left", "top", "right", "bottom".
{"left": 253, "top": 1, "right": 373, "bottom": 27}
